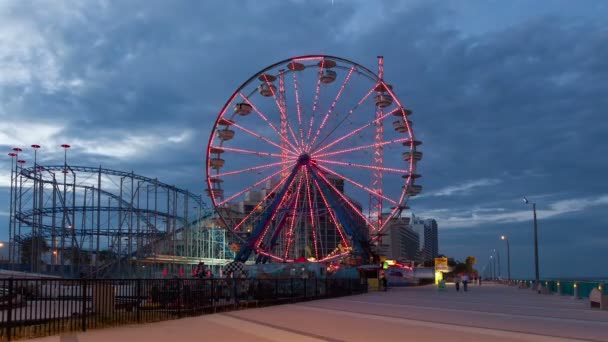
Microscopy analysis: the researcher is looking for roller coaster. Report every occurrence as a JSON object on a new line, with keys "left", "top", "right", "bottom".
{"left": 5, "top": 161, "right": 234, "bottom": 278}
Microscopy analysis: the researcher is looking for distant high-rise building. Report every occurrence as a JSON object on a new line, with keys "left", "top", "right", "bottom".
{"left": 410, "top": 217, "right": 425, "bottom": 260}
{"left": 424, "top": 219, "right": 439, "bottom": 260}
{"left": 377, "top": 217, "right": 419, "bottom": 261}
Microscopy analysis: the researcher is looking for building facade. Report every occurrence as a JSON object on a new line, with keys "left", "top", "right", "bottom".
{"left": 377, "top": 217, "right": 419, "bottom": 261}
{"left": 423, "top": 219, "right": 439, "bottom": 260}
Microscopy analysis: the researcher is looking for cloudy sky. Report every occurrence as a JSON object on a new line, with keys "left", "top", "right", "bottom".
{"left": 1, "top": 0, "right": 607, "bottom": 278}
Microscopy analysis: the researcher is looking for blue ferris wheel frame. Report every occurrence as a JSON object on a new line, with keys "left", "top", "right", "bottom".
{"left": 234, "top": 156, "right": 371, "bottom": 264}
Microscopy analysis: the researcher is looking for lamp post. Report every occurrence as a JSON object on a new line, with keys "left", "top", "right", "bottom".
{"left": 501, "top": 235, "right": 511, "bottom": 282}
{"left": 523, "top": 197, "right": 540, "bottom": 290}
{"left": 60, "top": 144, "right": 70, "bottom": 277}
{"left": 490, "top": 255, "right": 495, "bottom": 280}
{"left": 31, "top": 144, "right": 41, "bottom": 272}
{"left": 8, "top": 152, "right": 17, "bottom": 266}
{"left": 491, "top": 248, "right": 501, "bottom": 279}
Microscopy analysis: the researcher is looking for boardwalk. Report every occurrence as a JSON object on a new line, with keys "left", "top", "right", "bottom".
{"left": 31, "top": 283, "right": 608, "bottom": 342}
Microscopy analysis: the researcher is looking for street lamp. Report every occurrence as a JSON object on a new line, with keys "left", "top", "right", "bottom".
{"left": 523, "top": 196, "right": 540, "bottom": 290}
{"left": 501, "top": 235, "right": 511, "bottom": 282}
{"left": 491, "top": 248, "right": 501, "bottom": 279}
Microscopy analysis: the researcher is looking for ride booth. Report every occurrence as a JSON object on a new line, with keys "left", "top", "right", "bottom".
{"left": 358, "top": 265, "right": 382, "bottom": 291}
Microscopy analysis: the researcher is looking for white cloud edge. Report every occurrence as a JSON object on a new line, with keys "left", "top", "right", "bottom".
{"left": 415, "top": 194, "right": 608, "bottom": 229}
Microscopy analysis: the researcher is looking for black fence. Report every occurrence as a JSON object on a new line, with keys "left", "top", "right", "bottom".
{"left": 0, "top": 277, "right": 367, "bottom": 341}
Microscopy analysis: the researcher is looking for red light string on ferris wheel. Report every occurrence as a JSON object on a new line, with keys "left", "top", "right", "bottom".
{"left": 229, "top": 121, "right": 298, "bottom": 157}
{"left": 217, "top": 145, "right": 292, "bottom": 159}
{"left": 291, "top": 71, "right": 305, "bottom": 147}
{"left": 312, "top": 164, "right": 376, "bottom": 229}
{"left": 211, "top": 159, "right": 293, "bottom": 178}
{"left": 303, "top": 167, "right": 316, "bottom": 230}
{"left": 260, "top": 74, "right": 302, "bottom": 153}
{"left": 284, "top": 174, "right": 304, "bottom": 259}
{"left": 306, "top": 61, "right": 325, "bottom": 145}
{"left": 231, "top": 173, "right": 292, "bottom": 233}
{"left": 313, "top": 106, "right": 400, "bottom": 156}
{"left": 255, "top": 173, "right": 299, "bottom": 249}
{"left": 309, "top": 85, "right": 377, "bottom": 153}
{"left": 217, "top": 163, "right": 295, "bottom": 207}
{"left": 314, "top": 159, "right": 408, "bottom": 174}
{"left": 308, "top": 66, "right": 356, "bottom": 151}
{"left": 315, "top": 163, "right": 397, "bottom": 205}
{"left": 303, "top": 167, "right": 319, "bottom": 260}
{"left": 238, "top": 93, "right": 301, "bottom": 154}
{"left": 310, "top": 172, "right": 349, "bottom": 248}
{"left": 312, "top": 137, "right": 409, "bottom": 159}
{"left": 292, "top": 56, "right": 324, "bottom": 62}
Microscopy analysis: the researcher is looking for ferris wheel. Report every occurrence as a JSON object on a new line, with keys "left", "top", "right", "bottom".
{"left": 206, "top": 55, "right": 422, "bottom": 264}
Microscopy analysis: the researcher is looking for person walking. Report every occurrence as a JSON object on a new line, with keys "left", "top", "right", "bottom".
{"left": 462, "top": 274, "right": 470, "bottom": 292}
{"left": 454, "top": 275, "right": 460, "bottom": 292}
{"left": 381, "top": 272, "right": 388, "bottom": 291}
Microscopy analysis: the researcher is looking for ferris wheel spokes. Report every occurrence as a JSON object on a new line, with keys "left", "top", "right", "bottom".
{"left": 311, "top": 165, "right": 375, "bottom": 229}
{"left": 312, "top": 137, "right": 410, "bottom": 159}
{"left": 313, "top": 105, "right": 401, "bottom": 156}
{"left": 231, "top": 173, "right": 293, "bottom": 232}
{"left": 234, "top": 162, "right": 302, "bottom": 262}
{"left": 292, "top": 71, "right": 306, "bottom": 147}
{"left": 310, "top": 172, "right": 349, "bottom": 248}
{"left": 309, "top": 85, "right": 377, "bottom": 154}
{"left": 314, "top": 159, "right": 408, "bottom": 174}
{"left": 308, "top": 167, "right": 370, "bottom": 254}
{"left": 229, "top": 121, "right": 299, "bottom": 157}
{"left": 303, "top": 167, "right": 320, "bottom": 260}
{"left": 210, "top": 159, "right": 294, "bottom": 179}
{"left": 217, "top": 163, "right": 295, "bottom": 207}
{"left": 307, "top": 66, "right": 357, "bottom": 151}
{"left": 283, "top": 174, "right": 304, "bottom": 259}
{"left": 314, "top": 163, "right": 398, "bottom": 206}
{"left": 238, "top": 93, "right": 301, "bottom": 154}
{"left": 306, "top": 62, "right": 325, "bottom": 145}
{"left": 259, "top": 73, "right": 302, "bottom": 153}
{"left": 217, "top": 146, "right": 290, "bottom": 158}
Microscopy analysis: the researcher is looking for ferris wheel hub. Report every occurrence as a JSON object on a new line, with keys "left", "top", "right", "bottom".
{"left": 297, "top": 153, "right": 311, "bottom": 165}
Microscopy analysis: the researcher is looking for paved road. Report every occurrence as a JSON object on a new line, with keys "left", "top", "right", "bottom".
{"left": 32, "top": 283, "right": 608, "bottom": 342}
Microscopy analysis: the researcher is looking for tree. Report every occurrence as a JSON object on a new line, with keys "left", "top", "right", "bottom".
{"left": 453, "top": 262, "right": 468, "bottom": 275}
{"left": 97, "top": 250, "right": 118, "bottom": 264}
{"left": 64, "top": 247, "right": 92, "bottom": 266}
{"left": 19, "top": 235, "right": 49, "bottom": 265}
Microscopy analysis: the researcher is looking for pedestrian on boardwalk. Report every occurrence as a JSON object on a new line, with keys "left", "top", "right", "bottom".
{"left": 454, "top": 275, "right": 460, "bottom": 292}
{"left": 463, "top": 274, "right": 470, "bottom": 292}
{"left": 381, "top": 272, "right": 388, "bottom": 291}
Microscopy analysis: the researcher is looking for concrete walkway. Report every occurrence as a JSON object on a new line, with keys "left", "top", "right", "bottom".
{"left": 31, "top": 283, "right": 608, "bottom": 342}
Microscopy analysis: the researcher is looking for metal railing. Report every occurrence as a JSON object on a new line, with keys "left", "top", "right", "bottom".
{"left": 0, "top": 277, "right": 367, "bottom": 341}
{"left": 513, "top": 279, "right": 606, "bottom": 298}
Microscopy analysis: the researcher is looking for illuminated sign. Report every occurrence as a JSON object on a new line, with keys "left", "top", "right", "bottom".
{"left": 434, "top": 257, "right": 449, "bottom": 272}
